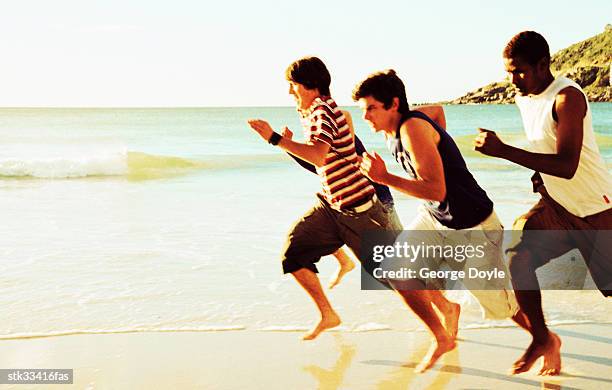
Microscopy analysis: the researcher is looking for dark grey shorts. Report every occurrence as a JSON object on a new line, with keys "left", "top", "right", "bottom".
{"left": 281, "top": 195, "right": 402, "bottom": 274}
{"left": 507, "top": 189, "right": 612, "bottom": 296}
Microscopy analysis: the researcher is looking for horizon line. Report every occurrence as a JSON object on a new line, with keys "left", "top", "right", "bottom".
{"left": 0, "top": 102, "right": 460, "bottom": 110}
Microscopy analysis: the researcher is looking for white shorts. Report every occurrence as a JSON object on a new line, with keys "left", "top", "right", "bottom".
{"left": 382, "top": 207, "right": 518, "bottom": 319}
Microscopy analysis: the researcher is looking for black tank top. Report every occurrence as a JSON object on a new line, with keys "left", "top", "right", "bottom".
{"left": 387, "top": 110, "right": 493, "bottom": 229}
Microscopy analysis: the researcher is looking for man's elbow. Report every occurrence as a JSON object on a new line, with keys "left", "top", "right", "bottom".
{"left": 558, "top": 156, "right": 580, "bottom": 179}
{"left": 432, "top": 106, "right": 446, "bottom": 127}
{"left": 312, "top": 155, "right": 326, "bottom": 167}
{"left": 561, "top": 164, "right": 579, "bottom": 180}
{"left": 431, "top": 184, "right": 446, "bottom": 203}
{"left": 312, "top": 144, "right": 331, "bottom": 167}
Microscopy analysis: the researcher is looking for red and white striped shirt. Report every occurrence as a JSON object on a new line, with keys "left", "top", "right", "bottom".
{"left": 301, "top": 96, "right": 375, "bottom": 210}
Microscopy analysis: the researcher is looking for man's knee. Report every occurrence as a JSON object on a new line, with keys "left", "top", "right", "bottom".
{"left": 507, "top": 249, "right": 536, "bottom": 278}
{"left": 390, "top": 278, "right": 427, "bottom": 293}
{"left": 507, "top": 249, "right": 546, "bottom": 291}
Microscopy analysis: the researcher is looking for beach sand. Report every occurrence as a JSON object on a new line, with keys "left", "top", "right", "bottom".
{"left": 1, "top": 324, "right": 610, "bottom": 389}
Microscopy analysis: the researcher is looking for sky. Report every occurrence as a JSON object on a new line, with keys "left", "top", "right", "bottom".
{"left": 0, "top": 0, "right": 610, "bottom": 107}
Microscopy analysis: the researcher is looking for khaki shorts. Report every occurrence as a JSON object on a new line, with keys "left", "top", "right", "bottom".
{"left": 382, "top": 207, "right": 518, "bottom": 319}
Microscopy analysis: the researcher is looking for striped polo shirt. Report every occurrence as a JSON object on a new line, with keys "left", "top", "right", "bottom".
{"left": 301, "top": 96, "right": 375, "bottom": 210}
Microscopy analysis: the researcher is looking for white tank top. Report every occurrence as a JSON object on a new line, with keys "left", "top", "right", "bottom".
{"left": 515, "top": 76, "right": 612, "bottom": 217}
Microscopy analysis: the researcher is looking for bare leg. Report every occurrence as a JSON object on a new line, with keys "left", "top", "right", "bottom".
{"left": 292, "top": 268, "right": 341, "bottom": 340}
{"left": 393, "top": 280, "right": 456, "bottom": 373}
{"left": 329, "top": 248, "right": 355, "bottom": 289}
{"left": 512, "top": 309, "right": 532, "bottom": 333}
{"left": 429, "top": 291, "right": 461, "bottom": 340}
{"left": 509, "top": 251, "right": 561, "bottom": 375}
{"left": 539, "top": 332, "right": 562, "bottom": 376}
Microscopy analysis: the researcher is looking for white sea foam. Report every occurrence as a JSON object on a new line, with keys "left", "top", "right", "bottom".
{"left": 0, "top": 138, "right": 128, "bottom": 178}
{"left": 259, "top": 326, "right": 309, "bottom": 332}
{"left": 462, "top": 319, "right": 610, "bottom": 330}
{"left": 351, "top": 323, "right": 392, "bottom": 332}
{"left": 3, "top": 320, "right": 609, "bottom": 340}
{"left": 0, "top": 139, "right": 210, "bottom": 179}
{"left": 0, "top": 325, "right": 247, "bottom": 340}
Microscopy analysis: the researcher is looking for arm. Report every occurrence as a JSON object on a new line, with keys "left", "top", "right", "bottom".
{"left": 414, "top": 105, "right": 446, "bottom": 129}
{"left": 474, "top": 87, "right": 585, "bottom": 179}
{"left": 287, "top": 153, "right": 317, "bottom": 173}
{"left": 282, "top": 127, "right": 317, "bottom": 174}
{"left": 360, "top": 118, "right": 446, "bottom": 202}
{"left": 287, "top": 111, "right": 365, "bottom": 175}
{"left": 247, "top": 119, "right": 330, "bottom": 167}
{"left": 278, "top": 136, "right": 330, "bottom": 167}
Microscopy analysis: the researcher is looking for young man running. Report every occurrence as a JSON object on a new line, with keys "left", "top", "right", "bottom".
{"left": 353, "top": 70, "right": 525, "bottom": 372}
{"left": 283, "top": 109, "right": 402, "bottom": 289}
{"left": 474, "top": 31, "right": 612, "bottom": 376}
{"left": 247, "top": 57, "right": 402, "bottom": 341}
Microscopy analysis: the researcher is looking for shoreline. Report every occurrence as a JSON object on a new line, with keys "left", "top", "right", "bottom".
{"left": 1, "top": 323, "right": 610, "bottom": 389}
{"left": 2, "top": 318, "right": 610, "bottom": 341}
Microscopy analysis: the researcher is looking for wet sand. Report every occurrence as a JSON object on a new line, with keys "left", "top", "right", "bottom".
{"left": 1, "top": 323, "right": 610, "bottom": 389}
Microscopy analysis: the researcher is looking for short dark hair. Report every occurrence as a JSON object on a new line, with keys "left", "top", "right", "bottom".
{"left": 285, "top": 56, "right": 331, "bottom": 96}
{"left": 503, "top": 31, "right": 550, "bottom": 65}
{"left": 352, "top": 70, "right": 410, "bottom": 115}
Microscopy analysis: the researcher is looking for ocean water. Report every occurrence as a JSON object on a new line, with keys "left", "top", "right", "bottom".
{"left": 1, "top": 104, "right": 611, "bottom": 339}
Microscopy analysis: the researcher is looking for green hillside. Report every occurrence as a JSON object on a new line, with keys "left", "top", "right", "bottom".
{"left": 450, "top": 26, "right": 611, "bottom": 104}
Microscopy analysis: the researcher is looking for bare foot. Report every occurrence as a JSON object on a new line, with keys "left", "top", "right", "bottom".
{"left": 329, "top": 261, "right": 355, "bottom": 289}
{"left": 539, "top": 332, "right": 562, "bottom": 376}
{"left": 414, "top": 335, "right": 457, "bottom": 373}
{"left": 442, "top": 302, "right": 461, "bottom": 341}
{"left": 303, "top": 312, "right": 341, "bottom": 340}
{"left": 512, "top": 332, "right": 561, "bottom": 375}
